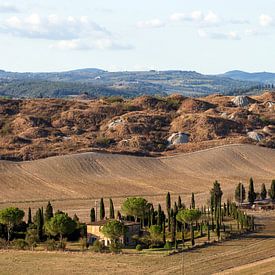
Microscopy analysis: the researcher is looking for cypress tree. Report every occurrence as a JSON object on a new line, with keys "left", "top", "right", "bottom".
{"left": 171, "top": 209, "right": 176, "bottom": 243}
{"left": 162, "top": 214, "right": 166, "bottom": 244}
{"left": 191, "top": 193, "right": 195, "bottom": 209}
{"left": 235, "top": 183, "right": 245, "bottom": 203}
{"left": 166, "top": 192, "right": 171, "bottom": 232}
{"left": 248, "top": 178, "right": 256, "bottom": 204}
{"left": 260, "top": 183, "right": 267, "bottom": 200}
{"left": 116, "top": 210, "right": 122, "bottom": 220}
{"left": 268, "top": 180, "right": 275, "bottom": 201}
{"left": 35, "top": 208, "right": 44, "bottom": 241}
{"left": 157, "top": 204, "right": 162, "bottom": 226}
{"left": 44, "top": 201, "right": 53, "bottom": 222}
{"left": 109, "top": 198, "right": 115, "bottom": 219}
{"left": 178, "top": 196, "right": 183, "bottom": 209}
{"left": 100, "top": 198, "right": 105, "bottom": 220}
{"left": 28, "top": 207, "right": 32, "bottom": 225}
{"left": 90, "top": 208, "right": 96, "bottom": 222}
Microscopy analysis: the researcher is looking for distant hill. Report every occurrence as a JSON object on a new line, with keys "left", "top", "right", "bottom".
{"left": 0, "top": 68, "right": 261, "bottom": 98}
{"left": 222, "top": 70, "right": 275, "bottom": 84}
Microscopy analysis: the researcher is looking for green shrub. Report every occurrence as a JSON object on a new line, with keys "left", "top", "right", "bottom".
{"left": 57, "top": 239, "right": 67, "bottom": 251}
{"left": 12, "top": 239, "right": 28, "bottom": 250}
{"left": 164, "top": 241, "right": 172, "bottom": 250}
{"left": 46, "top": 239, "right": 58, "bottom": 251}
{"left": 91, "top": 240, "right": 104, "bottom": 253}
{"left": 136, "top": 244, "right": 142, "bottom": 251}
{"left": 109, "top": 242, "right": 122, "bottom": 253}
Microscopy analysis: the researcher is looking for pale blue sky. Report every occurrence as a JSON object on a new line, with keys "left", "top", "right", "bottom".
{"left": 0, "top": 0, "right": 274, "bottom": 73}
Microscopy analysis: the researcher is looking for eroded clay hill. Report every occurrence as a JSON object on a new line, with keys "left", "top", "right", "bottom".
{"left": 0, "top": 92, "right": 274, "bottom": 160}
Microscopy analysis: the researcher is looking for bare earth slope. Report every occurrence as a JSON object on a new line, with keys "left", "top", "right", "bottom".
{"left": 1, "top": 144, "right": 275, "bottom": 203}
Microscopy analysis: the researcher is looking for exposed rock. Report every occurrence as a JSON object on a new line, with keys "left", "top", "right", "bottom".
{"left": 108, "top": 118, "right": 124, "bottom": 129}
{"left": 231, "top": 96, "right": 253, "bottom": 107}
{"left": 168, "top": 132, "right": 189, "bottom": 145}
{"left": 263, "top": 125, "right": 275, "bottom": 135}
{"left": 247, "top": 131, "right": 264, "bottom": 141}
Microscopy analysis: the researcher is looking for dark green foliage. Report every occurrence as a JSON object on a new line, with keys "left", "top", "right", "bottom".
{"left": 235, "top": 183, "right": 246, "bottom": 203}
{"left": 269, "top": 180, "right": 275, "bottom": 201}
{"left": 101, "top": 220, "right": 125, "bottom": 243}
{"left": 90, "top": 208, "right": 96, "bottom": 222}
{"left": 157, "top": 204, "right": 162, "bottom": 227}
{"left": 248, "top": 178, "right": 256, "bottom": 204}
{"left": 44, "top": 201, "right": 53, "bottom": 222}
{"left": 11, "top": 239, "right": 28, "bottom": 250}
{"left": 109, "top": 198, "right": 115, "bottom": 219}
{"left": 261, "top": 183, "right": 267, "bottom": 200}
{"left": 191, "top": 193, "right": 195, "bottom": 209}
{"left": 178, "top": 196, "right": 183, "bottom": 209}
{"left": 0, "top": 207, "right": 25, "bottom": 242}
{"left": 100, "top": 198, "right": 105, "bottom": 220}
{"left": 27, "top": 208, "right": 32, "bottom": 225}
{"left": 136, "top": 244, "right": 142, "bottom": 251}
{"left": 25, "top": 228, "right": 38, "bottom": 250}
{"left": 34, "top": 208, "right": 44, "bottom": 242}
{"left": 166, "top": 192, "right": 171, "bottom": 232}
{"left": 91, "top": 239, "right": 105, "bottom": 253}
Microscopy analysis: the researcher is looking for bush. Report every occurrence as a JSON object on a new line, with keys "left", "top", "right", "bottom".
{"left": 136, "top": 244, "right": 142, "bottom": 251}
{"left": 57, "top": 239, "right": 67, "bottom": 251}
{"left": 0, "top": 238, "right": 8, "bottom": 249}
{"left": 164, "top": 242, "right": 172, "bottom": 250}
{"left": 79, "top": 237, "right": 87, "bottom": 251}
{"left": 91, "top": 240, "right": 104, "bottom": 253}
{"left": 12, "top": 239, "right": 28, "bottom": 250}
{"left": 109, "top": 242, "right": 122, "bottom": 253}
{"left": 46, "top": 239, "right": 58, "bottom": 251}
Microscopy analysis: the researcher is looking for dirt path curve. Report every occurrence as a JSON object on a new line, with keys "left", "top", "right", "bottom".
{"left": 157, "top": 211, "right": 275, "bottom": 274}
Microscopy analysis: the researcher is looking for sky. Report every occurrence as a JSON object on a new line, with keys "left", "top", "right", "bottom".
{"left": 0, "top": 0, "right": 275, "bottom": 74}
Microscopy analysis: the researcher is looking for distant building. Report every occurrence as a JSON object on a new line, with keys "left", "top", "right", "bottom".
{"left": 87, "top": 220, "right": 140, "bottom": 246}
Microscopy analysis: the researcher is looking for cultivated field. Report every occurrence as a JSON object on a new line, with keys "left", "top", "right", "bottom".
{"left": 0, "top": 211, "right": 274, "bottom": 274}
{"left": 1, "top": 144, "right": 275, "bottom": 221}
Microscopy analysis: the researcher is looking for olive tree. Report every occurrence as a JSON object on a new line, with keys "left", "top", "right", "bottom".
{"left": 101, "top": 220, "right": 125, "bottom": 244}
{"left": 0, "top": 207, "right": 25, "bottom": 242}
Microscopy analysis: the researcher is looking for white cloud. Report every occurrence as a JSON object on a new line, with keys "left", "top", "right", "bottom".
{"left": 169, "top": 10, "right": 220, "bottom": 26}
{"left": 259, "top": 14, "right": 273, "bottom": 27}
{"left": 137, "top": 19, "right": 165, "bottom": 29}
{"left": 198, "top": 29, "right": 241, "bottom": 40}
{"left": 50, "top": 38, "right": 133, "bottom": 51}
{"left": 1, "top": 13, "right": 109, "bottom": 40}
{"left": 0, "top": 3, "right": 19, "bottom": 13}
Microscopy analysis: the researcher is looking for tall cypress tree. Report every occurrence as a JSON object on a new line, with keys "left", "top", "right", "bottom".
{"left": 44, "top": 201, "right": 53, "bottom": 222}
{"left": 90, "top": 208, "right": 96, "bottom": 222}
{"left": 157, "top": 204, "right": 162, "bottom": 226}
{"left": 109, "top": 198, "right": 115, "bottom": 219}
{"left": 235, "top": 183, "right": 246, "bottom": 203}
{"left": 166, "top": 192, "right": 171, "bottom": 232}
{"left": 178, "top": 196, "right": 182, "bottom": 209}
{"left": 28, "top": 207, "right": 32, "bottom": 225}
{"left": 269, "top": 179, "right": 275, "bottom": 201}
{"left": 100, "top": 198, "right": 105, "bottom": 220}
{"left": 260, "top": 183, "right": 267, "bottom": 200}
{"left": 248, "top": 178, "right": 256, "bottom": 204}
{"left": 191, "top": 193, "right": 195, "bottom": 209}
{"left": 35, "top": 208, "right": 44, "bottom": 241}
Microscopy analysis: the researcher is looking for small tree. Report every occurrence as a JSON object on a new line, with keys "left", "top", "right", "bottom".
{"left": 148, "top": 225, "right": 162, "bottom": 247}
{"left": 235, "top": 183, "right": 246, "bottom": 203}
{"left": 100, "top": 198, "right": 105, "bottom": 220}
{"left": 191, "top": 193, "right": 195, "bottom": 209}
{"left": 44, "top": 201, "right": 54, "bottom": 222}
{"left": 176, "top": 209, "right": 201, "bottom": 246}
{"left": 27, "top": 207, "right": 32, "bottom": 225}
{"left": 121, "top": 197, "right": 149, "bottom": 223}
{"left": 90, "top": 208, "right": 96, "bottom": 222}
{"left": 0, "top": 207, "right": 24, "bottom": 242}
{"left": 45, "top": 213, "right": 77, "bottom": 246}
{"left": 260, "top": 183, "right": 267, "bottom": 200}
{"left": 269, "top": 180, "right": 275, "bottom": 201}
{"left": 34, "top": 208, "right": 44, "bottom": 241}
{"left": 25, "top": 227, "right": 38, "bottom": 251}
{"left": 109, "top": 198, "right": 115, "bottom": 219}
{"left": 101, "top": 220, "right": 124, "bottom": 244}
{"left": 248, "top": 178, "right": 256, "bottom": 204}
{"left": 166, "top": 192, "right": 171, "bottom": 232}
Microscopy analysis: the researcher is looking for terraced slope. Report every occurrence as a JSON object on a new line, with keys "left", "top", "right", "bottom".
{"left": 0, "top": 144, "right": 274, "bottom": 203}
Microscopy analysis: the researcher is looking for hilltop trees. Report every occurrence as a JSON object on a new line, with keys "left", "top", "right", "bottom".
{"left": 235, "top": 183, "right": 246, "bottom": 203}
{"left": 109, "top": 199, "right": 115, "bottom": 219}
{"left": 261, "top": 183, "right": 267, "bottom": 200}
{"left": 269, "top": 180, "right": 275, "bottom": 201}
{"left": 248, "top": 178, "right": 256, "bottom": 204}
{"left": 0, "top": 207, "right": 24, "bottom": 242}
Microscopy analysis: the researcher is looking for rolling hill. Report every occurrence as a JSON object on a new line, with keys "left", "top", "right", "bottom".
{"left": 0, "top": 144, "right": 274, "bottom": 203}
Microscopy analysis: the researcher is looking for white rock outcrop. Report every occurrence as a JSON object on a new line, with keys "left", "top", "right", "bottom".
{"left": 168, "top": 132, "right": 189, "bottom": 145}
{"left": 231, "top": 96, "right": 251, "bottom": 107}
{"left": 247, "top": 131, "right": 264, "bottom": 142}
